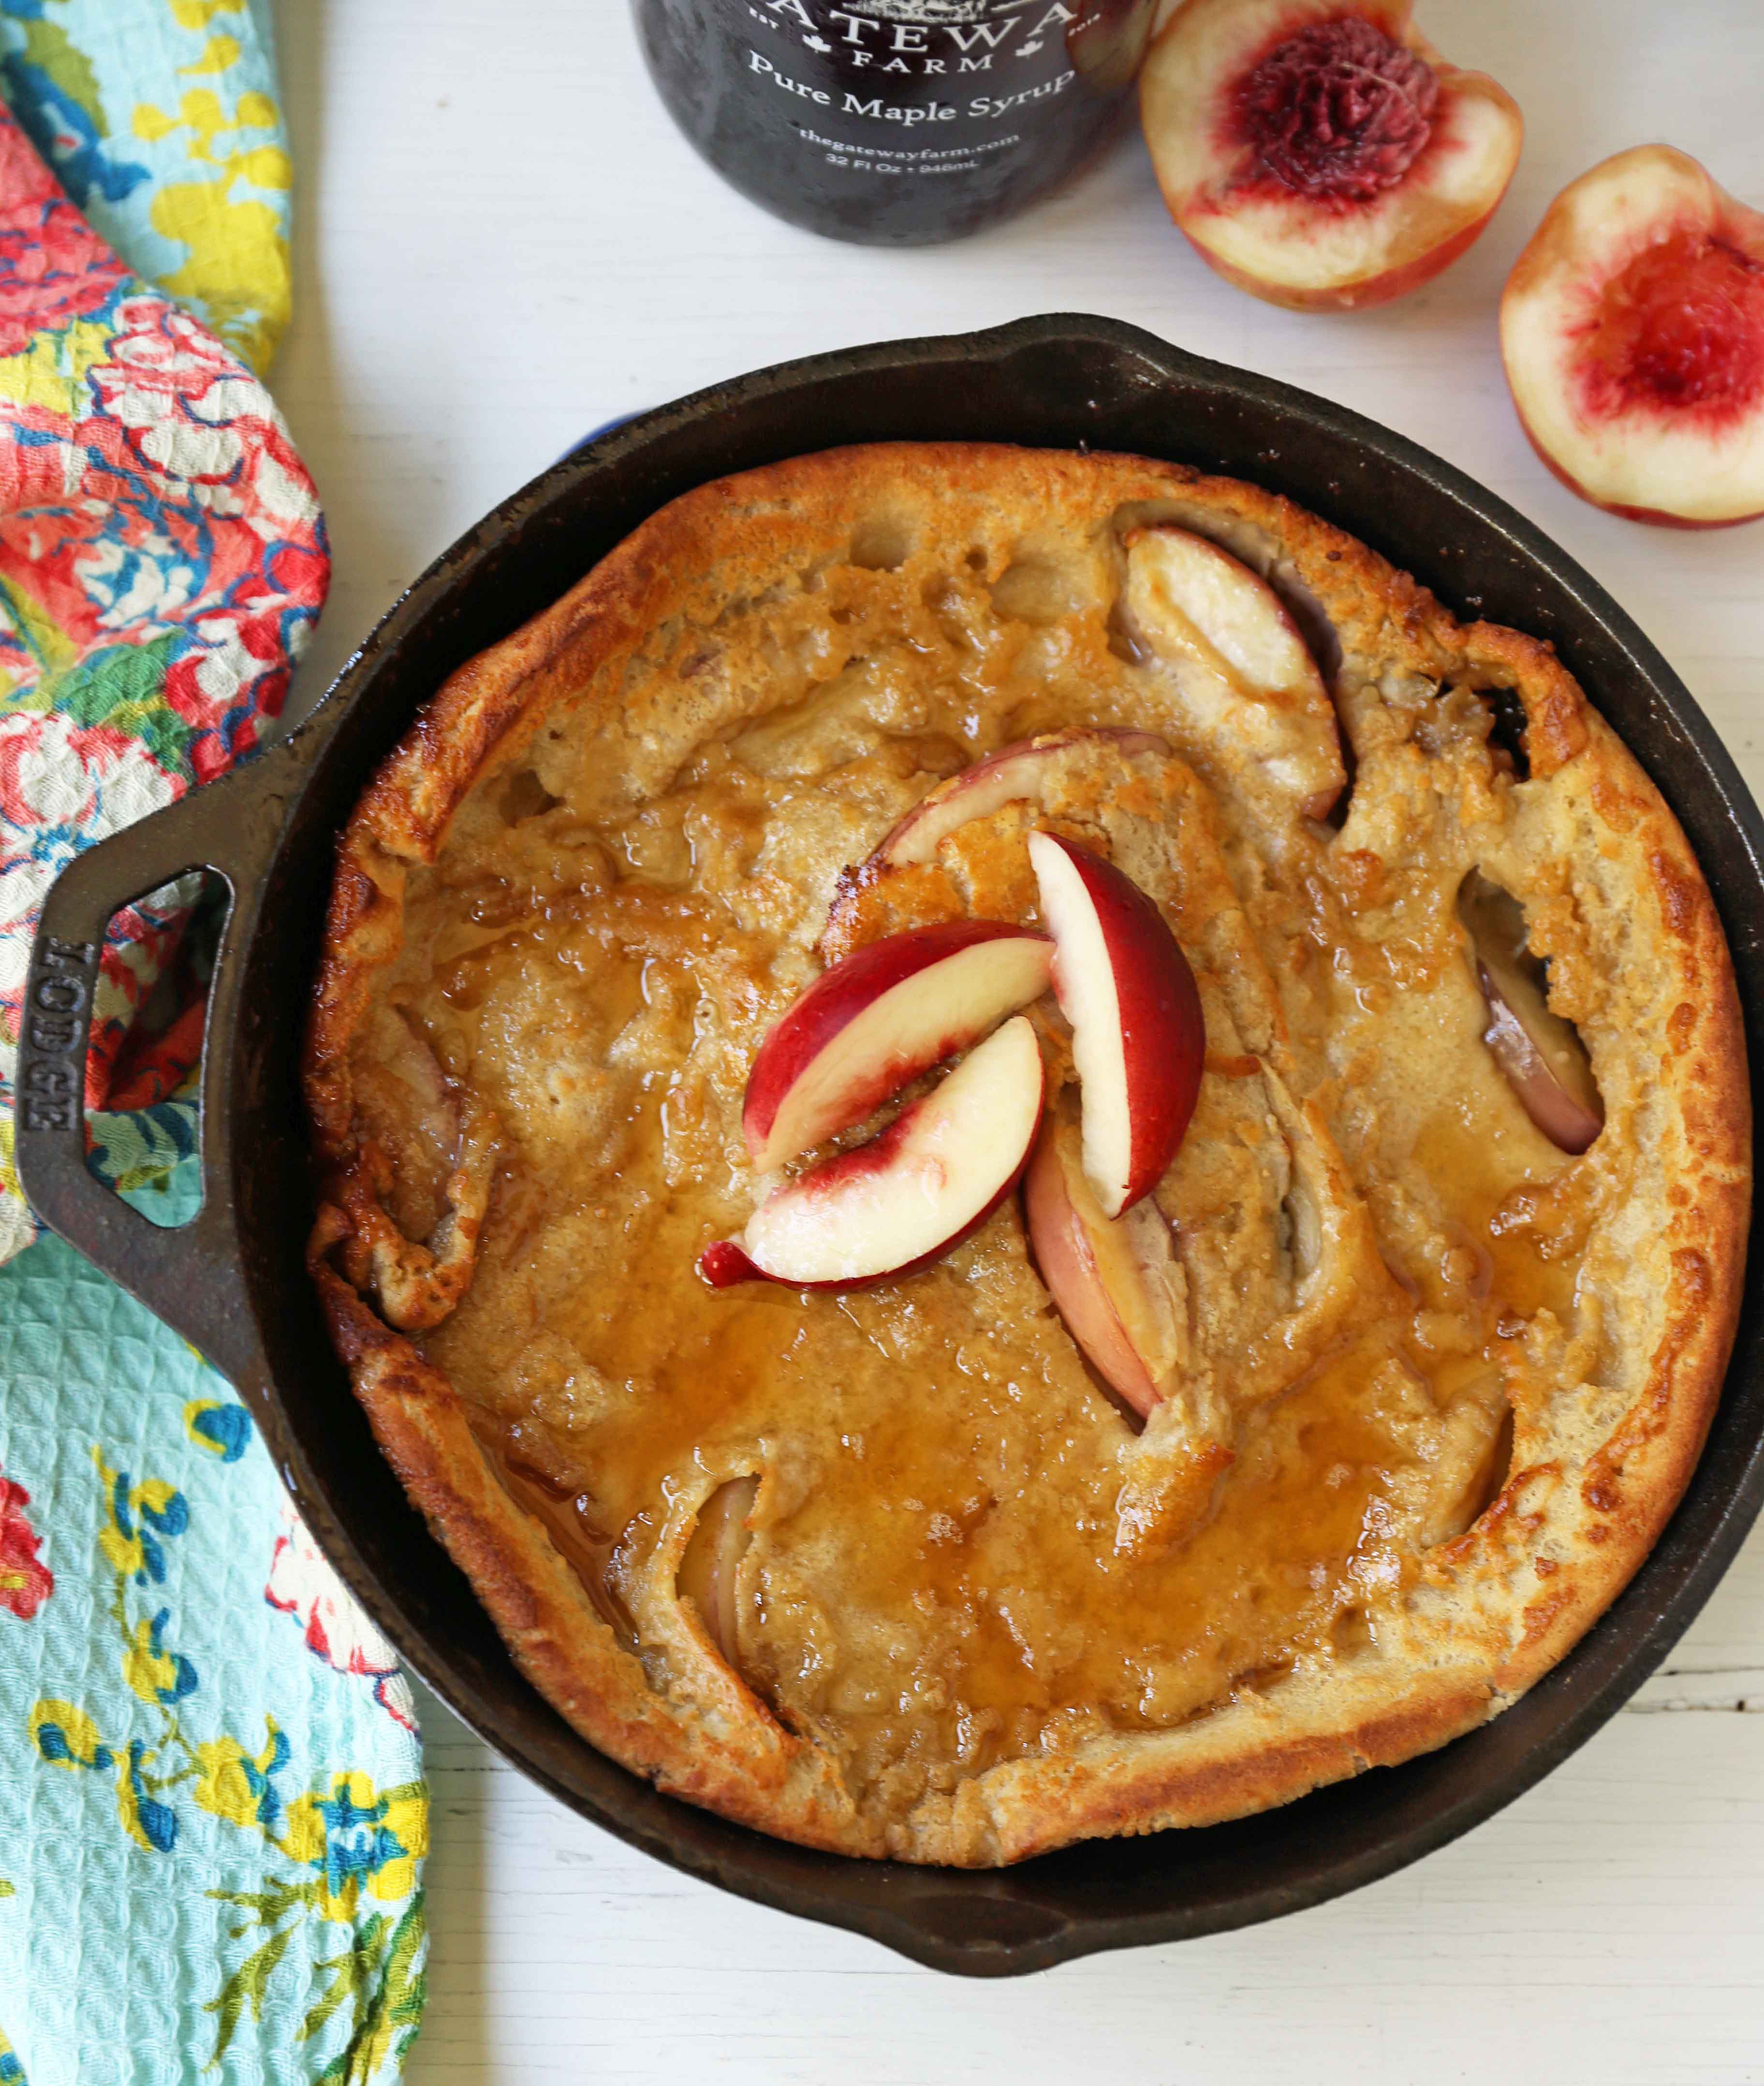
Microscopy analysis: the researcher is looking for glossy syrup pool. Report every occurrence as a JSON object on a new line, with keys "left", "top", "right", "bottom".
{"left": 416, "top": 814, "right": 1580, "bottom": 1799}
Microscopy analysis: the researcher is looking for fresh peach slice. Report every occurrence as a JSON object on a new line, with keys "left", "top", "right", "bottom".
{"left": 871, "top": 726, "right": 1169, "bottom": 871}
{"left": 742, "top": 921, "right": 1053, "bottom": 1171}
{"left": 1123, "top": 523, "right": 1344, "bottom": 819}
{"left": 1024, "top": 1112, "right": 1187, "bottom": 1419}
{"left": 1459, "top": 873, "right": 1602, "bottom": 1154}
{"left": 1029, "top": 832, "right": 1205, "bottom": 1217}
{"left": 700, "top": 1016, "right": 1044, "bottom": 1290}
{"left": 1500, "top": 146, "right": 1764, "bottom": 528}
{"left": 677, "top": 1475, "right": 759, "bottom": 1668}
{"left": 1140, "top": 0, "right": 1522, "bottom": 311}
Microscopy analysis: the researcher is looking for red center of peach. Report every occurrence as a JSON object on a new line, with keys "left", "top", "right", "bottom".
{"left": 1235, "top": 16, "right": 1438, "bottom": 206}
{"left": 1575, "top": 230, "right": 1764, "bottom": 425}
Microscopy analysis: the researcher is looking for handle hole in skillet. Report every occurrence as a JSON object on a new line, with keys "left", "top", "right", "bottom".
{"left": 81, "top": 871, "right": 228, "bottom": 1229}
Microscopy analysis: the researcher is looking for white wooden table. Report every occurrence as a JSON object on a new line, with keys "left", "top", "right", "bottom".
{"left": 274, "top": 4, "right": 1764, "bottom": 2077}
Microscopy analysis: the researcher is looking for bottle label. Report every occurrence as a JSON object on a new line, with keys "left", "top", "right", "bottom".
{"left": 742, "top": 1, "right": 1089, "bottom": 186}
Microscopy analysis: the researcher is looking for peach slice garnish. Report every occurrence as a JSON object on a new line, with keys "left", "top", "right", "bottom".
{"left": 700, "top": 1016, "right": 1045, "bottom": 1291}
{"left": 1024, "top": 1110, "right": 1187, "bottom": 1419}
{"left": 1029, "top": 831, "right": 1205, "bottom": 1218}
{"left": 1140, "top": 0, "right": 1521, "bottom": 311}
{"left": 1500, "top": 145, "right": 1764, "bottom": 528}
{"left": 742, "top": 921, "right": 1052, "bottom": 1171}
{"left": 1458, "top": 872, "right": 1602, "bottom": 1154}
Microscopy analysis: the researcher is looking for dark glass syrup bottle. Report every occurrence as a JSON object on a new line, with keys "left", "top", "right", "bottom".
{"left": 633, "top": 0, "right": 1156, "bottom": 247}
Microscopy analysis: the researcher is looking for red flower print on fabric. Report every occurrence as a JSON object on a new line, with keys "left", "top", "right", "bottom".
{"left": 0, "top": 116, "right": 127, "bottom": 356}
{"left": 0, "top": 1474, "right": 53, "bottom": 1618}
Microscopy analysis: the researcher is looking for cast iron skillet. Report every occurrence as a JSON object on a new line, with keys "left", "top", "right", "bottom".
{"left": 16, "top": 315, "right": 1764, "bottom": 1974}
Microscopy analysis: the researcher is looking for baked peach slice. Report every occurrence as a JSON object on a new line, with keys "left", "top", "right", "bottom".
{"left": 1024, "top": 1111, "right": 1187, "bottom": 1419}
{"left": 1500, "top": 146, "right": 1764, "bottom": 528}
{"left": 1122, "top": 523, "right": 1344, "bottom": 821}
{"left": 677, "top": 1476, "right": 759, "bottom": 1669}
{"left": 871, "top": 726, "right": 1168, "bottom": 871}
{"left": 1029, "top": 832, "right": 1205, "bottom": 1217}
{"left": 820, "top": 727, "right": 1175, "bottom": 962}
{"left": 1140, "top": 0, "right": 1522, "bottom": 311}
{"left": 700, "top": 1016, "right": 1044, "bottom": 1291}
{"left": 742, "top": 921, "right": 1052, "bottom": 1171}
{"left": 1458, "top": 872, "right": 1602, "bottom": 1154}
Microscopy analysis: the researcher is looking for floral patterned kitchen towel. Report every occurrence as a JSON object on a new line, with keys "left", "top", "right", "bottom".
{"left": 0, "top": 0, "right": 313, "bottom": 1267}
{"left": 0, "top": 8, "right": 430, "bottom": 2082}
{"left": 0, "top": 1190, "right": 428, "bottom": 2086}
{"left": 0, "top": 0, "right": 290, "bottom": 372}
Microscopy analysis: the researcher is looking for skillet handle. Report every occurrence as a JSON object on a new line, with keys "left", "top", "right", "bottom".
{"left": 15, "top": 735, "right": 310, "bottom": 1386}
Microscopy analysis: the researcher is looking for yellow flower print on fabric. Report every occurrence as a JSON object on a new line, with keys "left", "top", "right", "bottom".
{"left": 179, "top": 34, "right": 242, "bottom": 78}
{"left": 0, "top": 313, "right": 114, "bottom": 417}
{"left": 0, "top": 1141, "right": 25, "bottom": 1267}
{"left": 28, "top": 1697, "right": 110, "bottom": 1772}
{"left": 113, "top": 1735, "right": 180, "bottom": 1853}
{"left": 210, "top": 1774, "right": 429, "bottom": 2074}
{"left": 193, "top": 1717, "right": 290, "bottom": 1834}
{"left": 182, "top": 1395, "right": 255, "bottom": 1462}
{"left": 122, "top": 1608, "right": 199, "bottom": 1707}
{"left": 132, "top": 67, "right": 291, "bottom": 373}
{"left": 26, "top": 1446, "right": 426, "bottom": 2074}
{"left": 28, "top": 1699, "right": 179, "bottom": 1852}
{"left": 192, "top": 1734, "right": 258, "bottom": 1828}
{"left": 91, "top": 1448, "right": 189, "bottom": 1585}
{"left": 281, "top": 1774, "right": 430, "bottom": 1923}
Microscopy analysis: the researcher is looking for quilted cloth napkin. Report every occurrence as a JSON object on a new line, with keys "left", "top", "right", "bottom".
{"left": 0, "top": 9, "right": 429, "bottom": 2083}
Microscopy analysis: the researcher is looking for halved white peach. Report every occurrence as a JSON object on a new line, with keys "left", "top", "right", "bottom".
{"left": 742, "top": 921, "right": 1052, "bottom": 1171}
{"left": 1500, "top": 146, "right": 1764, "bottom": 528}
{"left": 1459, "top": 872, "right": 1602, "bottom": 1154}
{"left": 677, "top": 1475, "right": 759, "bottom": 1668}
{"left": 1122, "top": 523, "right": 1344, "bottom": 820}
{"left": 700, "top": 1015, "right": 1044, "bottom": 1291}
{"left": 1141, "top": 0, "right": 1522, "bottom": 312}
{"left": 1024, "top": 1111, "right": 1186, "bottom": 1419}
{"left": 872, "top": 726, "right": 1169, "bottom": 871}
{"left": 1029, "top": 831, "right": 1205, "bottom": 1218}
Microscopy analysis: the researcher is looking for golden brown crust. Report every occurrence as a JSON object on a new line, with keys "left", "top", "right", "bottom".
{"left": 304, "top": 443, "right": 1749, "bottom": 1865}
{"left": 311, "top": 1258, "right": 879, "bottom": 1854}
